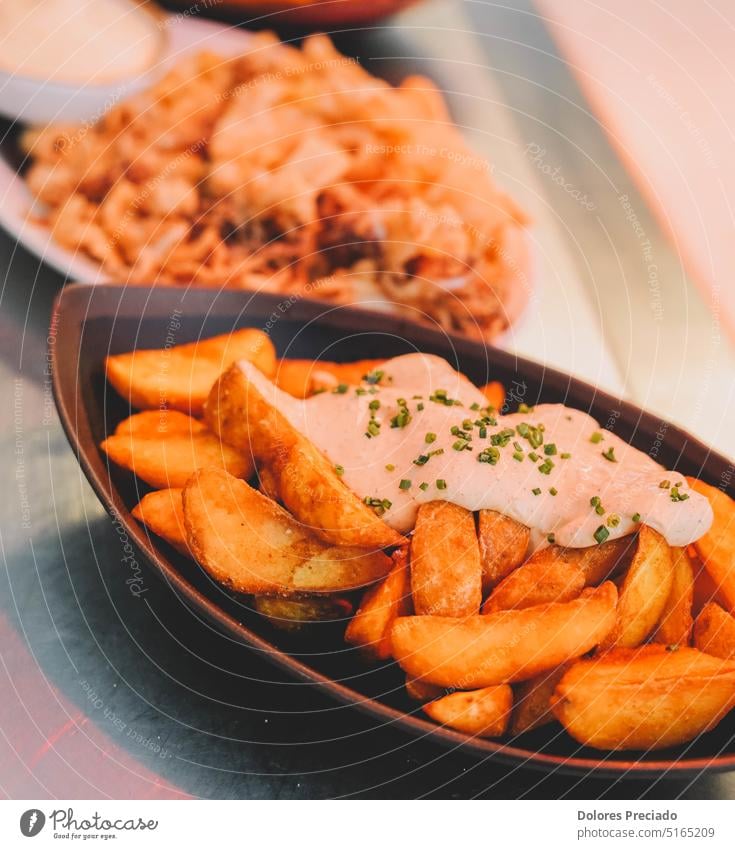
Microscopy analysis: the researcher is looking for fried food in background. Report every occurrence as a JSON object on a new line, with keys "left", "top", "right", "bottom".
{"left": 22, "top": 33, "right": 529, "bottom": 341}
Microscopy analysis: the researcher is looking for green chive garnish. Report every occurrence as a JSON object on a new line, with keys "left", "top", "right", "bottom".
{"left": 632, "top": 512, "right": 641, "bottom": 523}
{"left": 549, "top": 487, "right": 558, "bottom": 496}
{"left": 425, "top": 432, "right": 437, "bottom": 444}
{"left": 334, "top": 465, "right": 344, "bottom": 476}
{"left": 602, "top": 447, "right": 617, "bottom": 462}
{"left": 593, "top": 525, "right": 610, "bottom": 544}
{"left": 436, "top": 479, "right": 447, "bottom": 490}
{"left": 544, "top": 443, "right": 557, "bottom": 456}
{"left": 385, "top": 463, "right": 395, "bottom": 472}
{"left": 399, "top": 479, "right": 411, "bottom": 490}
{"left": 419, "top": 482, "right": 429, "bottom": 491}
{"left": 532, "top": 487, "right": 542, "bottom": 496}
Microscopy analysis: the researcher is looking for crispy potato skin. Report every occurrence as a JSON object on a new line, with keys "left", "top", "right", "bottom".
{"left": 345, "top": 548, "right": 411, "bottom": 661}
{"left": 405, "top": 677, "right": 445, "bottom": 702}
{"left": 476, "top": 509, "right": 530, "bottom": 589}
{"left": 482, "top": 558, "right": 584, "bottom": 614}
{"left": 253, "top": 596, "right": 352, "bottom": 632}
{"left": 479, "top": 381, "right": 505, "bottom": 411}
{"left": 601, "top": 526, "right": 673, "bottom": 649}
{"left": 100, "top": 412, "right": 252, "bottom": 489}
{"left": 521, "top": 536, "right": 636, "bottom": 588}
{"left": 652, "top": 547, "right": 695, "bottom": 647}
{"left": 551, "top": 646, "right": 735, "bottom": 751}
{"left": 131, "top": 488, "right": 189, "bottom": 555}
{"left": 511, "top": 664, "right": 571, "bottom": 735}
{"left": 391, "top": 582, "right": 617, "bottom": 688}
{"left": 694, "top": 602, "right": 735, "bottom": 660}
{"left": 206, "top": 364, "right": 404, "bottom": 550}
{"left": 273, "top": 358, "right": 385, "bottom": 398}
{"left": 411, "top": 502, "right": 482, "bottom": 617}
{"left": 105, "top": 328, "right": 276, "bottom": 415}
{"left": 423, "top": 685, "right": 512, "bottom": 737}
{"left": 688, "top": 477, "right": 735, "bottom": 616}
{"left": 183, "top": 468, "right": 391, "bottom": 595}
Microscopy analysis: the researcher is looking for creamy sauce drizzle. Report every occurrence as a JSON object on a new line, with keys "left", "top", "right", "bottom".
{"left": 0, "top": 0, "right": 160, "bottom": 84}
{"left": 239, "top": 354, "right": 713, "bottom": 549}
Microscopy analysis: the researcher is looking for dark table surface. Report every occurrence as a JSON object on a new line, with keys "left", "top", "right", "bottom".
{"left": 1, "top": 0, "right": 733, "bottom": 800}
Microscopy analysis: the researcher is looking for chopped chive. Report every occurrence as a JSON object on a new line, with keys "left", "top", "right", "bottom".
{"left": 547, "top": 533, "right": 556, "bottom": 544}
{"left": 549, "top": 487, "right": 558, "bottom": 496}
{"left": 607, "top": 513, "right": 620, "bottom": 528}
{"left": 363, "top": 369, "right": 385, "bottom": 385}
{"left": 366, "top": 420, "right": 381, "bottom": 438}
{"left": 602, "top": 447, "right": 617, "bottom": 462}
{"left": 595, "top": 505, "right": 605, "bottom": 515}
{"left": 518, "top": 403, "right": 533, "bottom": 413}
{"left": 479, "top": 426, "right": 488, "bottom": 439}
{"left": 659, "top": 479, "right": 671, "bottom": 489}
{"left": 334, "top": 465, "right": 344, "bottom": 476}
{"left": 593, "top": 525, "right": 610, "bottom": 544}
{"left": 425, "top": 432, "right": 437, "bottom": 444}
{"left": 333, "top": 383, "right": 348, "bottom": 394}
{"left": 560, "top": 452, "right": 571, "bottom": 459}
{"left": 385, "top": 463, "right": 395, "bottom": 472}
{"left": 355, "top": 387, "right": 367, "bottom": 396}
{"left": 590, "top": 432, "right": 603, "bottom": 444}
{"left": 417, "top": 402, "right": 425, "bottom": 411}
{"left": 399, "top": 479, "right": 411, "bottom": 490}
{"left": 544, "top": 443, "right": 557, "bottom": 456}
{"left": 632, "top": 512, "right": 641, "bottom": 523}
{"left": 532, "top": 487, "right": 542, "bottom": 496}
{"left": 478, "top": 446, "right": 500, "bottom": 465}
{"left": 419, "top": 482, "right": 429, "bottom": 491}
{"left": 436, "top": 479, "right": 447, "bottom": 490}
{"left": 470, "top": 402, "right": 481, "bottom": 411}
{"left": 369, "top": 399, "right": 380, "bottom": 410}
{"left": 538, "top": 459, "right": 554, "bottom": 475}
{"left": 513, "top": 451, "right": 524, "bottom": 462}
{"left": 590, "top": 495, "right": 601, "bottom": 507}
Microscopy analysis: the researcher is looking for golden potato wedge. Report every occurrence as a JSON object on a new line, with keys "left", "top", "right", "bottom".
{"left": 423, "top": 685, "right": 512, "bottom": 738}
{"left": 551, "top": 645, "right": 735, "bottom": 751}
{"left": 183, "top": 468, "right": 392, "bottom": 595}
{"left": 113, "top": 409, "right": 206, "bottom": 437}
{"left": 652, "top": 547, "right": 695, "bottom": 647}
{"left": 520, "top": 536, "right": 636, "bottom": 588}
{"left": 274, "top": 358, "right": 385, "bottom": 398}
{"left": 601, "top": 526, "right": 673, "bottom": 649}
{"left": 693, "top": 602, "right": 735, "bottom": 660}
{"left": 105, "top": 328, "right": 276, "bottom": 415}
{"left": 101, "top": 413, "right": 252, "bottom": 490}
{"left": 482, "top": 558, "right": 584, "bottom": 614}
{"left": 479, "top": 381, "right": 505, "bottom": 411}
{"left": 257, "top": 464, "right": 281, "bottom": 502}
{"left": 391, "top": 582, "right": 617, "bottom": 688}
{"left": 344, "top": 548, "right": 411, "bottom": 661}
{"left": 511, "top": 664, "right": 571, "bottom": 735}
{"left": 253, "top": 596, "right": 353, "bottom": 632}
{"left": 131, "top": 488, "right": 189, "bottom": 555}
{"left": 688, "top": 477, "right": 735, "bottom": 616}
{"left": 405, "top": 677, "right": 445, "bottom": 703}
{"left": 411, "top": 501, "right": 482, "bottom": 617}
{"left": 206, "top": 363, "right": 404, "bottom": 550}
{"left": 692, "top": 556, "right": 727, "bottom": 615}
{"left": 476, "top": 509, "right": 530, "bottom": 589}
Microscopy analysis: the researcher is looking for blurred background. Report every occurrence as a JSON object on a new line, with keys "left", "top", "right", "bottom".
{"left": 1, "top": 0, "right": 734, "bottom": 800}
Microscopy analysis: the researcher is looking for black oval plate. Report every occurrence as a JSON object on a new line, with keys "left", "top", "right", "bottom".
{"left": 51, "top": 282, "right": 735, "bottom": 778}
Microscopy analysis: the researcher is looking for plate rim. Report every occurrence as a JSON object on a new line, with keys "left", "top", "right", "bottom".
{"left": 50, "top": 282, "right": 735, "bottom": 779}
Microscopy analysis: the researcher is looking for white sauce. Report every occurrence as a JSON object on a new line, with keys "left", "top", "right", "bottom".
{"left": 0, "top": 0, "right": 161, "bottom": 84}
{"left": 239, "top": 354, "right": 713, "bottom": 549}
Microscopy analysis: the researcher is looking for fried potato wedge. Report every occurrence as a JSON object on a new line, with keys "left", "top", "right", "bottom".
{"left": 274, "top": 358, "right": 385, "bottom": 398}
{"left": 206, "top": 363, "right": 404, "bottom": 549}
{"left": 113, "top": 409, "right": 206, "bottom": 437}
{"left": 652, "top": 547, "right": 695, "bottom": 647}
{"left": 693, "top": 602, "right": 735, "bottom": 660}
{"left": 479, "top": 381, "right": 505, "bottom": 411}
{"left": 601, "top": 526, "right": 673, "bottom": 649}
{"left": 511, "top": 664, "right": 571, "bottom": 735}
{"left": 423, "top": 685, "right": 512, "bottom": 738}
{"left": 405, "top": 677, "right": 445, "bottom": 703}
{"left": 183, "top": 468, "right": 392, "bottom": 595}
{"left": 521, "top": 536, "right": 636, "bottom": 588}
{"left": 391, "top": 582, "right": 617, "bottom": 688}
{"left": 411, "top": 501, "right": 482, "bottom": 617}
{"left": 344, "top": 548, "right": 411, "bottom": 661}
{"left": 101, "top": 413, "right": 252, "bottom": 489}
{"left": 688, "top": 477, "right": 735, "bottom": 616}
{"left": 551, "top": 645, "right": 735, "bottom": 751}
{"left": 105, "top": 328, "right": 276, "bottom": 415}
{"left": 253, "top": 596, "right": 353, "bottom": 632}
{"left": 476, "top": 509, "right": 530, "bottom": 589}
{"left": 482, "top": 558, "right": 584, "bottom": 614}
{"left": 131, "top": 488, "right": 189, "bottom": 556}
